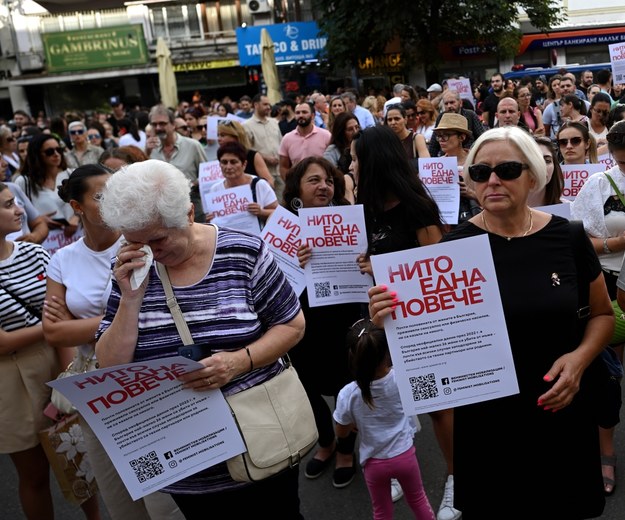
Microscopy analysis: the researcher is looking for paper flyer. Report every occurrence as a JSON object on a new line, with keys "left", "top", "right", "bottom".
{"left": 47, "top": 356, "right": 245, "bottom": 500}
{"left": 260, "top": 205, "right": 306, "bottom": 297}
{"left": 370, "top": 235, "right": 519, "bottom": 415}
{"left": 299, "top": 204, "right": 373, "bottom": 307}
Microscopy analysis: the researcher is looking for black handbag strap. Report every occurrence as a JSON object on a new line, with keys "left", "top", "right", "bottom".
{"left": 0, "top": 281, "right": 42, "bottom": 320}
{"left": 569, "top": 220, "right": 590, "bottom": 321}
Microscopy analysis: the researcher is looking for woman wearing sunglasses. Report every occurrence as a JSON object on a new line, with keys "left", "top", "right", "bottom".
{"left": 15, "top": 133, "right": 80, "bottom": 248}
{"left": 556, "top": 121, "right": 599, "bottom": 165}
{"left": 369, "top": 126, "right": 614, "bottom": 519}
{"left": 415, "top": 99, "right": 438, "bottom": 144}
{"left": 571, "top": 120, "right": 625, "bottom": 496}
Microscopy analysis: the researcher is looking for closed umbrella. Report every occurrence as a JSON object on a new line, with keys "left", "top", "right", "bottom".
{"left": 260, "top": 28, "right": 281, "bottom": 105}
{"left": 156, "top": 37, "right": 178, "bottom": 109}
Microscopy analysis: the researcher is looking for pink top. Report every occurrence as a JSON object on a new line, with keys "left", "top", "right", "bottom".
{"left": 279, "top": 126, "right": 332, "bottom": 166}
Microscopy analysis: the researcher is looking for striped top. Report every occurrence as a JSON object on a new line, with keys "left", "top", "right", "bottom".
{"left": 0, "top": 241, "right": 50, "bottom": 331}
{"left": 97, "top": 226, "right": 301, "bottom": 493}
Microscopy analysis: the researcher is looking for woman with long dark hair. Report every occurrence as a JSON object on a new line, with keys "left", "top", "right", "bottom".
{"left": 15, "top": 133, "right": 79, "bottom": 244}
{"left": 323, "top": 112, "right": 359, "bottom": 203}
{"left": 351, "top": 125, "right": 457, "bottom": 516}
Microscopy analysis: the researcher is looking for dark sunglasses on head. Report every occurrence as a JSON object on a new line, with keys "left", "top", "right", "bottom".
{"left": 42, "top": 147, "right": 63, "bottom": 157}
{"left": 468, "top": 161, "right": 528, "bottom": 183}
{"left": 557, "top": 136, "right": 583, "bottom": 147}
{"left": 69, "top": 129, "right": 85, "bottom": 135}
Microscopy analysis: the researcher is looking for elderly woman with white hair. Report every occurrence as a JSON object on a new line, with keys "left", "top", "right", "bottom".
{"left": 367, "top": 126, "right": 614, "bottom": 519}
{"left": 95, "top": 159, "right": 306, "bottom": 518}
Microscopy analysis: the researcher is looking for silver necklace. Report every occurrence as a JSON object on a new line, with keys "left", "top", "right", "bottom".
{"left": 481, "top": 209, "right": 533, "bottom": 241}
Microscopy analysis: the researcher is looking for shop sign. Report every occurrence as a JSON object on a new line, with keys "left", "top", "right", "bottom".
{"left": 173, "top": 59, "right": 239, "bottom": 72}
{"left": 42, "top": 25, "right": 148, "bottom": 73}
{"left": 236, "top": 22, "right": 327, "bottom": 66}
{"left": 358, "top": 53, "right": 403, "bottom": 73}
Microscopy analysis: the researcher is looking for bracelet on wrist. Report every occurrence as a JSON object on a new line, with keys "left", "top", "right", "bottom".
{"left": 603, "top": 238, "right": 613, "bottom": 254}
{"left": 245, "top": 346, "right": 254, "bottom": 372}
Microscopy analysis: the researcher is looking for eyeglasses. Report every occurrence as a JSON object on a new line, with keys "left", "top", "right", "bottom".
{"left": 468, "top": 161, "right": 528, "bottom": 183}
{"left": 435, "top": 133, "right": 456, "bottom": 142}
{"left": 87, "top": 134, "right": 101, "bottom": 140}
{"left": 42, "top": 147, "right": 63, "bottom": 157}
{"left": 69, "top": 129, "right": 85, "bottom": 135}
{"left": 557, "top": 136, "right": 584, "bottom": 147}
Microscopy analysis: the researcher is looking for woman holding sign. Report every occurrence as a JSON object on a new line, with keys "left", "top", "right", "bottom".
{"left": 369, "top": 126, "right": 614, "bottom": 519}
{"left": 284, "top": 156, "right": 362, "bottom": 489}
{"left": 95, "top": 159, "right": 305, "bottom": 518}
{"left": 206, "top": 142, "right": 277, "bottom": 230}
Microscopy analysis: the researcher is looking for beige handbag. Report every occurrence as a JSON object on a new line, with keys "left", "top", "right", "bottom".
{"left": 157, "top": 262, "right": 318, "bottom": 482}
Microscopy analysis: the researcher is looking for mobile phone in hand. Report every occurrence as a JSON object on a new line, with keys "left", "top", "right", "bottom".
{"left": 178, "top": 343, "right": 212, "bottom": 361}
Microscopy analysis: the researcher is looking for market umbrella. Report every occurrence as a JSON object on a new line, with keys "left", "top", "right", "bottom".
{"left": 260, "top": 28, "right": 281, "bottom": 105}
{"left": 156, "top": 37, "right": 178, "bottom": 109}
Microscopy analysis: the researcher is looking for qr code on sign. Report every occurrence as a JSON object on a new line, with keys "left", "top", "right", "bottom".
{"left": 409, "top": 373, "right": 438, "bottom": 401}
{"left": 314, "top": 281, "right": 331, "bottom": 299}
{"left": 130, "top": 450, "right": 164, "bottom": 483}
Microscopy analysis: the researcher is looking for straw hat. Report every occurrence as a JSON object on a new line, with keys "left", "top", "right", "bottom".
{"left": 434, "top": 113, "right": 472, "bottom": 136}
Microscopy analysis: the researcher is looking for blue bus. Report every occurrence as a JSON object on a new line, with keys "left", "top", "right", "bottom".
{"left": 503, "top": 62, "right": 611, "bottom": 80}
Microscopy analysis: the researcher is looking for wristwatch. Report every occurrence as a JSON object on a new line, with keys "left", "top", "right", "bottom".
{"left": 603, "top": 238, "right": 613, "bottom": 254}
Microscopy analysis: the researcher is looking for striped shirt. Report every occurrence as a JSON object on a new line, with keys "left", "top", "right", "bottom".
{"left": 0, "top": 241, "right": 50, "bottom": 331}
{"left": 97, "top": 227, "right": 301, "bottom": 493}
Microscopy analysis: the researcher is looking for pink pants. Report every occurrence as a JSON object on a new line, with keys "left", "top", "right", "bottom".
{"left": 363, "top": 445, "right": 435, "bottom": 520}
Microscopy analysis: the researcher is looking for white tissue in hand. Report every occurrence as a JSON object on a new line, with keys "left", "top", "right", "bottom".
{"left": 130, "top": 245, "right": 153, "bottom": 290}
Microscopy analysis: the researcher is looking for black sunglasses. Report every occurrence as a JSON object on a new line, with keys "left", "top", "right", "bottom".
{"left": 42, "top": 147, "right": 63, "bottom": 157}
{"left": 468, "top": 161, "right": 528, "bottom": 183}
{"left": 557, "top": 136, "right": 583, "bottom": 147}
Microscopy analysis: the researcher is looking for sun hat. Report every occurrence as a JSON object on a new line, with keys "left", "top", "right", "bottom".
{"left": 433, "top": 113, "right": 472, "bottom": 136}
{"left": 427, "top": 83, "right": 443, "bottom": 93}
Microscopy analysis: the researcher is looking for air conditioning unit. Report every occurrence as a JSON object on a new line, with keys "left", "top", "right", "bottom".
{"left": 248, "top": 0, "right": 271, "bottom": 14}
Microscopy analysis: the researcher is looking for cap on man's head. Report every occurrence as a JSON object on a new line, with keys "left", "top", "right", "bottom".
{"left": 109, "top": 96, "right": 122, "bottom": 106}
{"left": 427, "top": 83, "right": 443, "bottom": 93}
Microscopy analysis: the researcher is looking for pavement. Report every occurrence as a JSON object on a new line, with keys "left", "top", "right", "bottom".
{"left": 1, "top": 393, "right": 624, "bottom": 519}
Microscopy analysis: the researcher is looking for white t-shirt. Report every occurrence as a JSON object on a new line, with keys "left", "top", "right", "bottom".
{"left": 46, "top": 236, "right": 121, "bottom": 357}
{"left": 119, "top": 130, "right": 147, "bottom": 151}
{"left": 333, "top": 369, "right": 418, "bottom": 466}
{"left": 209, "top": 176, "right": 277, "bottom": 209}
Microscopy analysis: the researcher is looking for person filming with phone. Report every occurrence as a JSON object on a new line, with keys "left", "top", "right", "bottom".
{"left": 95, "top": 159, "right": 306, "bottom": 519}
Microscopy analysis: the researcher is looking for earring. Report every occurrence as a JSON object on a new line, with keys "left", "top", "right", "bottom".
{"left": 290, "top": 197, "right": 303, "bottom": 211}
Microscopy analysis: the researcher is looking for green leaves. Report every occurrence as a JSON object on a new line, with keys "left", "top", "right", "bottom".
{"left": 312, "top": 0, "right": 564, "bottom": 74}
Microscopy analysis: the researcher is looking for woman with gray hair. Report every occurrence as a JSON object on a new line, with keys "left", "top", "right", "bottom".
{"left": 367, "top": 126, "right": 614, "bottom": 518}
{"left": 95, "top": 160, "right": 306, "bottom": 518}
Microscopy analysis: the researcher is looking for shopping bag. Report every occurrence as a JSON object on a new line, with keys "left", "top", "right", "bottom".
{"left": 38, "top": 413, "right": 98, "bottom": 505}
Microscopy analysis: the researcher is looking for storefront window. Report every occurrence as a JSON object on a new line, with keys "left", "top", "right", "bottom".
{"left": 149, "top": 3, "right": 202, "bottom": 40}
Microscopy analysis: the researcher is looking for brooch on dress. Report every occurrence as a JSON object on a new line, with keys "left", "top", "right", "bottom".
{"left": 551, "top": 273, "right": 560, "bottom": 286}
